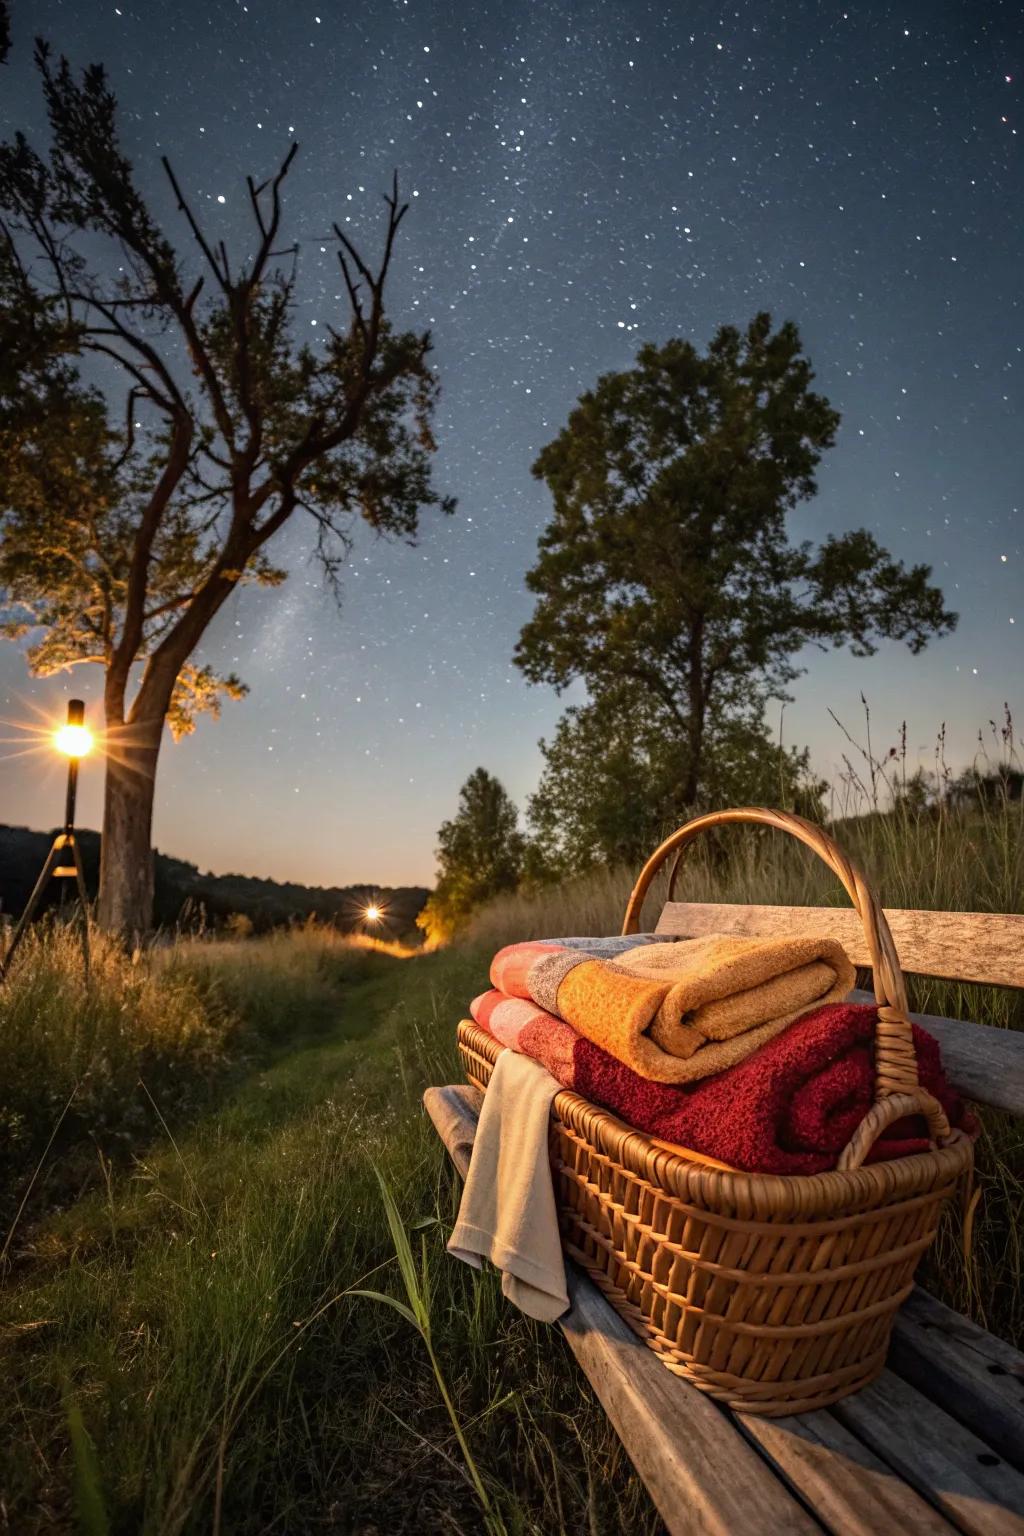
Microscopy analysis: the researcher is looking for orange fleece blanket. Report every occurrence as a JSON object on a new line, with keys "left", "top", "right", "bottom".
{"left": 490, "top": 934, "right": 855, "bottom": 1084}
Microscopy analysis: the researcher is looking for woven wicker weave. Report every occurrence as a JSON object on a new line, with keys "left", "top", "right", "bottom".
{"left": 457, "top": 807, "right": 975, "bottom": 1415}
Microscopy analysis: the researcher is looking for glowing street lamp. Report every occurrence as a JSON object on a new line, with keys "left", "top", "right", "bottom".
{"left": 55, "top": 699, "right": 93, "bottom": 835}
{"left": 55, "top": 719, "right": 93, "bottom": 759}
{"left": 0, "top": 699, "right": 93, "bottom": 982}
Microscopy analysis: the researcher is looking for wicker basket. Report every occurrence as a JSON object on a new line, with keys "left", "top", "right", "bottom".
{"left": 457, "top": 807, "right": 975, "bottom": 1415}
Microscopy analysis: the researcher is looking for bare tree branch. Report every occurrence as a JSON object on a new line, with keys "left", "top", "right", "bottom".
{"left": 79, "top": 338, "right": 179, "bottom": 416}
{"left": 161, "top": 155, "right": 230, "bottom": 294}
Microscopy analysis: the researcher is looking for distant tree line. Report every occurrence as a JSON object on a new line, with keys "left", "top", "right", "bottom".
{"left": 0, "top": 824, "right": 427, "bottom": 936}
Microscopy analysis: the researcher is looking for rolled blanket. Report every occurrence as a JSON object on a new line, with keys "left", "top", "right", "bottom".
{"left": 615, "top": 935, "right": 856, "bottom": 1056}
{"left": 469, "top": 991, "right": 973, "bottom": 1176}
{"left": 489, "top": 934, "right": 855, "bottom": 1085}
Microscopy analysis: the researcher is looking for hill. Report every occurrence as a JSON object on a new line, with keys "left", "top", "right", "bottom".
{"left": 0, "top": 824, "right": 429, "bottom": 936}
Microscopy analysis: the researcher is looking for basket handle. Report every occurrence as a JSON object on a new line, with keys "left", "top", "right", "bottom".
{"left": 621, "top": 806, "right": 955, "bottom": 1170}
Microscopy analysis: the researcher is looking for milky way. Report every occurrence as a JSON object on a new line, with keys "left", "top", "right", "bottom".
{"left": 1, "top": 0, "right": 1021, "bottom": 886}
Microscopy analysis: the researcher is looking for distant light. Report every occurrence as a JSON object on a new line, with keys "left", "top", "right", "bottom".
{"left": 55, "top": 724, "right": 93, "bottom": 758}
{"left": 364, "top": 905, "right": 381, "bottom": 923}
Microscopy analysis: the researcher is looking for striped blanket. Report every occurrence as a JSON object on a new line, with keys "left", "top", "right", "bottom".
{"left": 489, "top": 933, "right": 855, "bottom": 1085}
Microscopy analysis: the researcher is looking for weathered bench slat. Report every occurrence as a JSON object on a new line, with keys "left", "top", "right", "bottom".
{"left": 423, "top": 1086, "right": 820, "bottom": 1536}
{"left": 423, "top": 1084, "right": 478, "bottom": 1179}
{"left": 654, "top": 903, "right": 1024, "bottom": 990}
{"left": 847, "top": 988, "right": 1024, "bottom": 1116}
{"left": 890, "top": 1289, "right": 1024, "bottom": 1475}
{"left": 832, "top": 1371, "right": 1024, "bottom": 1536}
{"left": 560, "top": 1271, "right": 821, "bottom": 1536}
{"left": 737, "top": 1408, "right": 957, "bottom": 1535}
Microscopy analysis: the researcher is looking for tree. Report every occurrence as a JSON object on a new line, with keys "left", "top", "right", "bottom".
{"left": 417, "top": 769, "right": 525, "bottom": 945}
{"left": 0, "top": 38, "right": 453, "bottom": 932}
{"left": 515, "top": 316, "right": 956, "bottom": 810}
{"left": 525, "top": 685, "right": 825, "bottom": 879}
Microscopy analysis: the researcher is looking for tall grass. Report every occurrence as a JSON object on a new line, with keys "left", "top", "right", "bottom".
{"left": 0, "top": 926, "right": 229, "bottom": 1237}
{"left": 359, "top": 1165, "right": 509, "bottom": 1535}
{"left": 0, "top": 924, "right": 397, "bottom": 1243}
{"left": 468, "top": 701, "right": 1023, "bottom": 950}
{"left": 2, "top": 933, "right": 662, "bottom": 1533}
{"left": 467, "top": 800, "right": 1024, "bottom": 954}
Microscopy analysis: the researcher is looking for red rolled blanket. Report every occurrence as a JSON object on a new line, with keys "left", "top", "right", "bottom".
{"left": 470, "top": 990, "right": 972, "bottom": 1176}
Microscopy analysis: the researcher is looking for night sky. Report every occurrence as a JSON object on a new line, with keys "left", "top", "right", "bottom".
{"left": 1, "top": 0, "right": 1021, "bottom": 888}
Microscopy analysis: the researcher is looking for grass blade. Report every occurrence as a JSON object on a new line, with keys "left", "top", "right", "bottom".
{"left": 66, "top": 1399, "right": 109, "bottom": 1536}
{"left": 346, "top": 1288, "right": 420, "bottom": 1331}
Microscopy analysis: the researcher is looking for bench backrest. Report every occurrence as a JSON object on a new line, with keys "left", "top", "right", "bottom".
{"left": 654, "top": 903, "right": 1024, "bottom": 990}
{"left": 654, "top": 902, "right": 1024, "bottom": 1116}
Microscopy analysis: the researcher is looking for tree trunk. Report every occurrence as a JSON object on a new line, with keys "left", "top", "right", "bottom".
{"left": 97, "top": 716, "right": 163, "bottom": 935}
{"left": 681, "top": 732, "right": 702, "bottom": 806}
{"left": 682, "top": 619, "right": 706, "bottom": 805}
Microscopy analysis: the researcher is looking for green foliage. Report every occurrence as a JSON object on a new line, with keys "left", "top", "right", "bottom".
{"left": 515, "top": 316, "right": 956, "bottom": 827}
{"left": 418, "top": 769, "right": 525, "bottom": 943}
{"left": 525, "top": 685, "right": 826, "bottom": 878}
{"left": 66, "top": 1397, "right": 110, "bottom": 1536}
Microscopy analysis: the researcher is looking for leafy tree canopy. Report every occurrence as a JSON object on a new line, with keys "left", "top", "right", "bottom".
{"left": 515, "top": 316, "right": 956, "bottom": 808}
{"left": 525, "top": 686, "right": 825, "bottom": 880}
{"left": 417, "top": 768, "right": 525, "bottom": 944}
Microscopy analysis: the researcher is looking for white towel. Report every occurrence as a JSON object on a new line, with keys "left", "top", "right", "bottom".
{"left": 447, "top": 1048, "right": 569, "bottom": 1322}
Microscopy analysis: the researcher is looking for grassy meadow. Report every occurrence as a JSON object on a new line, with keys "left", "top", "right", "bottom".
{"left": 1, "top": 793, "right": 1022, "bottom": 1533}
{"left": 2, "top": 928, "right": 660, "bottom": 1534}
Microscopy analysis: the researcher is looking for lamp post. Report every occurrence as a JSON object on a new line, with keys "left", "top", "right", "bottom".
{"left": 0, "top": 699, "right": 93, "bottom": 982}
{"left": 56, "top": 698, "right": 91, "bottom": 835}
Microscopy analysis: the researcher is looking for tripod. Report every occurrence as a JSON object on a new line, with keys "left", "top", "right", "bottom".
{"left": 0, "top": 701, "right": 92, "bottom": 983}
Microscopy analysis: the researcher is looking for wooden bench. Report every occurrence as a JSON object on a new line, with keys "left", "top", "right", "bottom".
{"left": 425, "top": 895, "right": 1024, "bottom": 1536}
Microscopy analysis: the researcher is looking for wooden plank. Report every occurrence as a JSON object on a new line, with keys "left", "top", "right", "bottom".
{"left": 738, "top": 1408, "right": 957, "bottom": 1535}
{"left": 560, "top": 1271, "right": 821, "bottom": 1536}
{"left": 848, "top": 989, "right": 1024, "bottom": 1116}
{"left": 832, "top": 1370, "right": 1024, "bottom": 1536}
{"left": 890, "top": 1290, "right": 1024, "bottom": 1474}
{"left": 424, "top": 1086, "right": 820, "bottom": 1536}
{"left": 422, "top": 1084, "right": 480, "bottom": 1178}
{"left": 654, "top": 903, "right": 1024, "bottom": 990}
